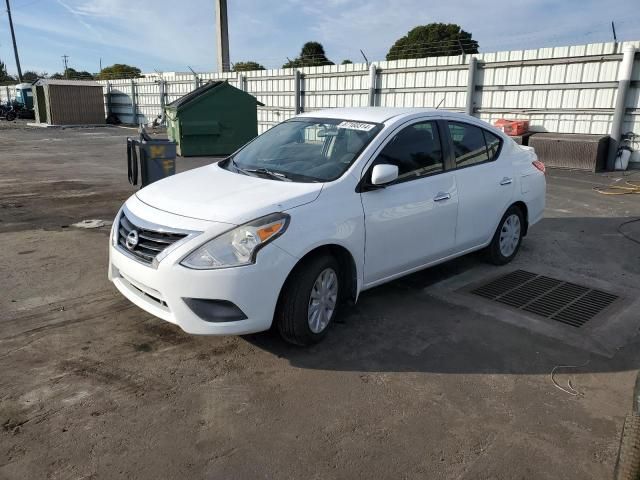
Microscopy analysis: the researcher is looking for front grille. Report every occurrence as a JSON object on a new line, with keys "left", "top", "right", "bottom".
{"left": 117, "top": 211, "right": 187, "bottom": 265}
{"left": 119, "top": 271, "right": 169, "bottom": 310}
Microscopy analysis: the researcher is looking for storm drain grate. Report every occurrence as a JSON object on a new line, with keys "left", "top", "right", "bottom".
{"left": 471, "top": 270, "right": 618, "bottom": 328}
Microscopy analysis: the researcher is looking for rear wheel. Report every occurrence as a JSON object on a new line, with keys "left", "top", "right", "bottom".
{"left": 5, "top": 111, "right": 16, "bottom": 122}
{"left": 486, "top": 205, "right": 524, "bottom": 265}
{"left": 276, "top": 254, "right": 340, "bottom": 346}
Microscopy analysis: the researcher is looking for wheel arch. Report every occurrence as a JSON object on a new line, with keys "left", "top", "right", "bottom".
{"left": 511, "top": 200, "right": 529, "bottom": 236}
{"left": 279, "top": 243, "right": 360, "bottom": 305}
{"left": 487, "top": 200, "right": 530, "bottom": 247}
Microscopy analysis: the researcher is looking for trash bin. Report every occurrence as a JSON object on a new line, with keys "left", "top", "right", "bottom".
{"left": 127, "top": 130, "right": 177, "bottom": 188}
{"left": 164, "top": 80, "right": 264, "bottom": 157}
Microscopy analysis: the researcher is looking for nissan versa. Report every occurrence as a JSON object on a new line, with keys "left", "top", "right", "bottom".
{"left": 108, "top": 108, "right": 546, "bottom": 345}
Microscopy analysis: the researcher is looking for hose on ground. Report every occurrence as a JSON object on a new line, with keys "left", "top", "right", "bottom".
{"left": 593, "top": 180, "right": 640, "bottom": 195}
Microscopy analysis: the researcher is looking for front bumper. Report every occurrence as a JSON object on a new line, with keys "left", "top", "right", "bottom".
{"left": 108, "top": 203, "right": 298, "bottom": 335}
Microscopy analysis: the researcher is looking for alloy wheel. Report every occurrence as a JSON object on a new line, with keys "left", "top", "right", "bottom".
{"left": 499, "top": 214, "right": 521, "bottom": 257}
{"left": 307, "top": 268, "right": 338, "bottom": 334}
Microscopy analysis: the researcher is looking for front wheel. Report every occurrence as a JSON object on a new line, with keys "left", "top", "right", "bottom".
{"left": 486, "top": 205, "right": 524, "bottom": 265}
{"left": 5, "top": 111, "right": 16, "bottom": 122}
{"left": 276, "top": 254, "right": 340, "bottom": 346}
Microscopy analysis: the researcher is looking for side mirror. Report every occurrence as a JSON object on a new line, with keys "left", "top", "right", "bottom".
{"left": 371, "top": 164, "right": 399, "bottom": 186}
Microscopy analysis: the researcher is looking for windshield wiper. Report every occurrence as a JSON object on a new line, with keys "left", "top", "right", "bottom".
{"left": 230, "top": 158, "right": 291, "bottom": 181}
{"left": 243, "top": 167, "right": 292, "bottom": 182}
{"left": 231, "top": 158, "right": 251, "bottom": 175}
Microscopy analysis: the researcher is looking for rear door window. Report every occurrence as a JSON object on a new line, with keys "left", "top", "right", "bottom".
{"left": 448, "top": 122, "right": 502, "bottom": 168}
{"left": 483, "top": 130, "right": 502, "bottom": 161}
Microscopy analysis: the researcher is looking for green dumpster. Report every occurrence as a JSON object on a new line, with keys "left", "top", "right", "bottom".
{"left": 165, "top": 81, "right": 264, "bottom": 157}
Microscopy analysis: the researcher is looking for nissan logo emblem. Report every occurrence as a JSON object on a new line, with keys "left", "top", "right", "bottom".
{"left": 126, "top": 230, "right": 139, "bottom": 250}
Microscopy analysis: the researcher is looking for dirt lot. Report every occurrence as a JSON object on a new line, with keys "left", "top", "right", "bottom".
{"left": 1, "top": 122, "right": 640, "bottom": 479}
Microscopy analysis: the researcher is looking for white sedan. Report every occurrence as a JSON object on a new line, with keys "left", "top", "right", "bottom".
{"left": 109, "top": 108, "right": 546, "bottom": 345}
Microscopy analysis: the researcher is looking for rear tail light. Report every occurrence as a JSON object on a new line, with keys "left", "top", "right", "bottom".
{"left": 532, "top": 160, "right": 546, "bottom": 174}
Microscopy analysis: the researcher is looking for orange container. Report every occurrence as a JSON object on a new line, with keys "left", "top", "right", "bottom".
{"left": 494, "top": 119, "right": 529, "bottom": 136}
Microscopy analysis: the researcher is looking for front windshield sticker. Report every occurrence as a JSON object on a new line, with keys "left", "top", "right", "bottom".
{"left": 337, "top": 121, "right": 376, "bottom": 132}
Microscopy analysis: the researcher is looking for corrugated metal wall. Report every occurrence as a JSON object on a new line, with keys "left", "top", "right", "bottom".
{"left": 94, "top": 40, "right": 640, "bottom": 137}
{"left": 47, "top": 84, "right": 105, "bottom": 125}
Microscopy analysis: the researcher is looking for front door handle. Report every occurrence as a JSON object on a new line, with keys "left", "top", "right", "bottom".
{"left": 500, "top": 177, "right": 513, "bottom": 186}
{"left": 433, "top": 192, "right": 451, "bottom": 202}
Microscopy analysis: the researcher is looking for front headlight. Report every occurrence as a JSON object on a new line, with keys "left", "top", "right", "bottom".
{"left": 180, "top": 213, "right": 290, "bottom": 270}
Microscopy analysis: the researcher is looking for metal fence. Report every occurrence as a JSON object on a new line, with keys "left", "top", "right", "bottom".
{"left": 3, "top": 40, "right": 639, "bottom": 140}
{"left": 0, "top": 85, "right": 15, "bottom": 105}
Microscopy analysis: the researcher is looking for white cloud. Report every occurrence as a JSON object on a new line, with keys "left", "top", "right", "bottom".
{"left": 55, "top": 0, "right": 104, "bottom": 40}
{"left": 10, "top": 0, "right": 217, "bottom": 72}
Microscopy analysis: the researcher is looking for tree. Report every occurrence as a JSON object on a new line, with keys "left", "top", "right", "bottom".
{"left": 96, "top": 64, "right": 142, "bottom": 80}
{"left": 386, "top": 23, "right": 479, "bottom": 61}
{"left": 22, "top": 71, "right": 46, "bottom": 83}
{"left": 0, "top": 60, "right": 16, "bottom": 85}
{"left": 67, "top": 68, "right": 94, "bottom": 80}
{"left": 283, "top": 42, "right": 334, "bottom": 68}
{"left": 233, "top": 61, "right": 265, "bottom": 72}
{"left": 341, "top": 59, "right": 353, "bottom": 65}
{"left": 49, "top": 68, "right": 94, "bottom": 80}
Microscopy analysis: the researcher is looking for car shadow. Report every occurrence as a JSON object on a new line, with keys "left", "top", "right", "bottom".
{"left": 243, "top": 216, "right": 640, "bottom": 376}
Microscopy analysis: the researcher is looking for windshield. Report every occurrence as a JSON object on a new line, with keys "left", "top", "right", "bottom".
{"left": 224, "top": 118, "right": 382, "bottom": 182}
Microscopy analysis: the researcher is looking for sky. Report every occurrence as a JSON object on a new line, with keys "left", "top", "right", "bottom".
{"left": 1, "top": 0, "right": 639, "bottom": 76}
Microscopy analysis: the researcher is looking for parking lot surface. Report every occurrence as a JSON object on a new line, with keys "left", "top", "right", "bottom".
{"left": 1, "top": 123, "right": 640, "bottom": 479}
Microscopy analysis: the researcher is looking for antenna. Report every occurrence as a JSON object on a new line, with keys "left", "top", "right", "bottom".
{"left": 187, "top": 65, "right": 198, "bottom": 76}
{"left": 360, "top": 49, "right": 369, "bottom": 67}
{"left": 62, "top": 54, "right": 69, "bottom": 78}
{"left": 187, "top": 66, "right": 200, "bottom": 89}
{"left": 435, "top": 97, "right": 445, "bottom": 109}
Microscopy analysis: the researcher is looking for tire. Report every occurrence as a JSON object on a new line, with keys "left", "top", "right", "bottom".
{"left": 486, "top": 205, "right": 524, "bottom": 265}
{"left": 5, "top": 111, "right": 16, "bottom": 122}
{"left": 615, "top": 414, "right": 640, "bottom": 480}
{"left": 276, "top": 254, "right": 341, "bottom": 346}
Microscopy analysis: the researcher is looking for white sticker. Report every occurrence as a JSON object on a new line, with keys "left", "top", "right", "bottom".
{"left": 337, "top": 121, "right": 376, "bottom": 132}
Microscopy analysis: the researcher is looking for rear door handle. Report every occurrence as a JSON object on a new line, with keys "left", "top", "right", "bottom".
{"left": 500, "top": 177, "right": 513, "bottom": 186}
{"left": 433, "top": 192, "right": 451, "bottom": 202}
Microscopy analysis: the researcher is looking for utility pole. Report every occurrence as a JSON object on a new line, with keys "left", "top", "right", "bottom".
{"left": 215, "top": 0, "right": 230, "bottom": 72}
{"left": 62, "top": 55, "right": 69, "bottom": 78}
{"left": 5, "top": 0, "right": 23, "bottom": 82}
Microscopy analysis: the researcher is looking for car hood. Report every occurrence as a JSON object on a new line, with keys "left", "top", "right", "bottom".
{"left": 135, "top": 163, "right": 323, "bottom": 225}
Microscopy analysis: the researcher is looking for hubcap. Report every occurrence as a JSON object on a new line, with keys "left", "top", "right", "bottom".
{"left": 308, "top": 268, "right": 338, "bottom": 334}
{"left": 499, "top": 214, "right": 521, "bottom": 257}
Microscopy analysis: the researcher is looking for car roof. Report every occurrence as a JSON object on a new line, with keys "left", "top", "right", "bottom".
{"left": 295, "top": 107, "right": 475, "bottom": 124}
